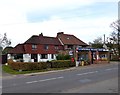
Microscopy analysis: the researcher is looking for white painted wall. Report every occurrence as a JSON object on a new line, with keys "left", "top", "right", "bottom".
{"left": 8, "top": 53, "right": 57, "bottom": 62}
{"left": 7, "top": 54, "right": 14, "bottom": 60}
{"left": 7, "top": 54, "right": 12, "bottom": 59}
{"left": 23, "top": 54, "right": 31, "bottom": 62}
{"left": 7, "top": 54, "right": 16, "bottom": 62}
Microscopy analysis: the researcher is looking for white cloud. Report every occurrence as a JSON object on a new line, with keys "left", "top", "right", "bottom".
{"left": 0, "top": 15, "right": 116, "bottom": 46}
{"left": 0, "top": 2, "right": 27, "bottom": 25}
{"left": 0, "top": 0, "right": 118, "bottom": 47}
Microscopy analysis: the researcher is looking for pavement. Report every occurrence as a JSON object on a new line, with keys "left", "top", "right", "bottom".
{"left": 62, "top": 77, "right": 118, "bottom": 93}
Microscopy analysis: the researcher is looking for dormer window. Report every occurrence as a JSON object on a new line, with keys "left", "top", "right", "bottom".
{"left": 55, "top": 45, "right": 59, "bottom": 50}
{"left": 32, "top": 44, "right": 37, "bottom": 50}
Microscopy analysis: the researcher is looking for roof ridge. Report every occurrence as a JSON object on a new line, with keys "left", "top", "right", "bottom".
{"left": 42, "top": 36, "right": 57, "bottom": 39}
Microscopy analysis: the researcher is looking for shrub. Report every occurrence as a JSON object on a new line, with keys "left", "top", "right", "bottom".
{"left": 7, "top": 59, "right": 14, "bottom": 64}
{"left": 8, "top": 59, "right": 75, "bottom": 71}
{"left": 8, "top": 62, "right": 48, "bottom": 71}
{"left": 50, "top": 60, "right": 75, "bottom": 68}
{"left": 56, "top": 54, "right": 71, "bottom": 60}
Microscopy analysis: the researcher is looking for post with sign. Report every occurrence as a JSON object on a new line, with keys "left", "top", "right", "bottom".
{"left": 76, "top": 48, "right": 79, "bottom": 67}
{"left": 73, "top": 45, "right": 79, "bottom": 67}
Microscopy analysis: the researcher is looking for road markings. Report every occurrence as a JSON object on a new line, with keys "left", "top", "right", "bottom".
{"left": 26, "top": 76, "right": 64, "bottom": 84}
{"left": 26, "top": 81, "right": 38, "bottom": 84}
{"left": 38, "top": 76, "right": 64, "bottom": 82}
{"left": 79, "top": 79, "right": 92, "bottom": 83}
{"left": 77, "top": 71, "right": 98, "bottom": 76}
{"left": 105, "top": 68, "right": 118, "bottom": 71}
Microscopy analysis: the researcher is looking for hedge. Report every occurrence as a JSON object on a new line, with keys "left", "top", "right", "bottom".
{"left": 56, "top": 54, "right": 71, "bottom": 60}
{"left": 50, "top": 60, "right": 75, "bottom": 68}
{"left": 8, "top": 60, "right": 47, "bottom": 71}
{"left": 7, "top": 59, "right": 75, "bottom": 71}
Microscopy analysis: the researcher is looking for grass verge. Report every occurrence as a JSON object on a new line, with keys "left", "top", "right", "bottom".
{"left": 2, "top": 65, "right": 70, "bottom": 75}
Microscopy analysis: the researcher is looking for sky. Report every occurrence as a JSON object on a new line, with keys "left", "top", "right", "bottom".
{"left": 0, "top": 0, "right": 119, "bottom": 47}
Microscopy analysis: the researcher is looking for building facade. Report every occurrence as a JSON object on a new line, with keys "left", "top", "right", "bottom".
{"left": 8, "top": 33, "right": 63, "bottom": 62}
{"left": 8, "top": 32, "right": 88, "bottom": 62}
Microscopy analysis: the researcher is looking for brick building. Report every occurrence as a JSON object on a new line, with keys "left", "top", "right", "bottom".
{"left": 8, "top": 32, "right": 88, "bottom": 62}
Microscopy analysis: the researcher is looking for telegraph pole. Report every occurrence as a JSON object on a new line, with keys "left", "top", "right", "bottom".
{"left": 104, "top": 34, "right": 105, "bottom": 44}
{"left": 118, "top": 28, "right": 120, "bottom": 61}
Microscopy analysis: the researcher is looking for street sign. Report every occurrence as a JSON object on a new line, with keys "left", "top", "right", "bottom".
{"left": 69, "top": 50, "right": 73, "bottom": 55}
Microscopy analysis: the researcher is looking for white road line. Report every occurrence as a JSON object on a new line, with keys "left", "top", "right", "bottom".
{"left": 105, "top": 68, "right": 118, "bottom": 71}
{"left": 79, "top": 79, "right": 92, "bottom": 83}
{"left": 38, "top": 78, "right": 57, "bottom": 82}
{"left": 38, "top": 76, "right": 64, "bottom": 82}
{"left": 26, "top": 81, "right": 38, "bottom": 84}
{"left": 26, "top": 76, "right": 64, "bottom": 84}
{"left": 77, "top": 71, "right": 98, "bottom": 76}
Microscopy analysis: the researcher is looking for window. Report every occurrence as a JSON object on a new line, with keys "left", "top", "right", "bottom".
{"left": 51, "top": 54, "right": 54, "bottom": 59}
{"left": 14, "top": 54, "right": 23, "bottom": 59}
{"left": 44, "top": 45, "right": 49, "bottom": 50}
{"left": 14, "top": 54, "right": 23, "bottom": 62}
{"left": 55, "top": 45, "right": 58, "bottom": 50}
{"left": 67, "top": 37, "right": 70, "bottom": 39}
{"left": 32, "top": 44, "right": 37, "bottom": 50}
{"left": 41, "top": 54, "right": 48, "bottom": 59}
{"left": 67, "top": 45, "right": 73, "bottom": 49}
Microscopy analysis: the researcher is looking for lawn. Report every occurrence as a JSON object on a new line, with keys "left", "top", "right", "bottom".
{"left": 2, "top": 65, "right": 70, "bottom": 75}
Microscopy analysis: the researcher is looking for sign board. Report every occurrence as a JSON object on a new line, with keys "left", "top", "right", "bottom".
{"left": 78, "top": 48, "right": 109, "bottom": 52}
{"left": 69, "top": 50, "right": 73, "bottom": 55}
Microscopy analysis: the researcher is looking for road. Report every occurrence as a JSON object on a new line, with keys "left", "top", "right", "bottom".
{"left": 2, "top": 62, "right": 119, "bottom": 93}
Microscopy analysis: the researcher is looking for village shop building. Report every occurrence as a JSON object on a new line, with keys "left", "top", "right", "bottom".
{"left": 76, "top": 48, "right": 110, "bottom": 65}
{"left": 7, "top": 32, "right": 88, "bottom": 62}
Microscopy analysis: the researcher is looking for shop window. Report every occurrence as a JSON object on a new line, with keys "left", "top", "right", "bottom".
{"left": 100, "top": 54, "right": 106, "bottom": 58}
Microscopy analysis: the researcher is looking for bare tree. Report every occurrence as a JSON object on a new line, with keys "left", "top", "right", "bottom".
{"left": 93, "top": 37, "right": 103, "bottom": 44}
{"left": 110, "top": 19, "right": 120, "bottom": 60}
{"left": 0, "top": 33, "right": 11, "bottom": 49}
{"left": 88, "top": 36, "right": 103, "bottom": 48}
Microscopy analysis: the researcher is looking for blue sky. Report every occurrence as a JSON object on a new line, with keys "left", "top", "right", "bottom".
{"left": 0, "top": 0, "right": 118, "bottom": 47}
{"left": 27, "top": 2, "right": 117, "bottom": 22}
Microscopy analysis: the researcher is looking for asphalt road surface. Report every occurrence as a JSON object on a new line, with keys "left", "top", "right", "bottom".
{"left": 2, "top": 62, "right": 119, "bottom": 93}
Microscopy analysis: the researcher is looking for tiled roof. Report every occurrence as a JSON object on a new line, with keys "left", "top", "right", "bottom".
{"left": 57, "top": 32, "right": 88, "bottom": 46}
{"left": 9, "top": 33, "right": 88, "bottom": 54}
{"left": 25, "top": 34, "right": 61, "bottom": 45}
{"left": 8, "top": 44, "right": 25, "bottom": 54}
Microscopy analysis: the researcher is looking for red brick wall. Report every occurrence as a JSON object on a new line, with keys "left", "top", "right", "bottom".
{"left": 24, "top": 44, "right": 63, "bottom": 54}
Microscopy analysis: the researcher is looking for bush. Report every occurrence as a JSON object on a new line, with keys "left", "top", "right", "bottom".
{"left": 8, "top": 59, "right": 75, "bottom": 71}
{"left": 50, "top": 60, "right": 75, "bottom": 68}
{"left": 56, "top": 54, "right": 71, "bottom": 60}
{"left": 7, "top": 59, "right": 14, "bottom": 64}
{"left": 8, "top": 62, "right": 48, "bottom": 71}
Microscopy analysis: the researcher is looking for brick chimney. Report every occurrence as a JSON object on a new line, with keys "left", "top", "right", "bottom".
{"left": 39, "top": 33, "right": 43, "bottom": 36}
{"left": 57, "top": 32, "right": 64, "bottom": 37}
